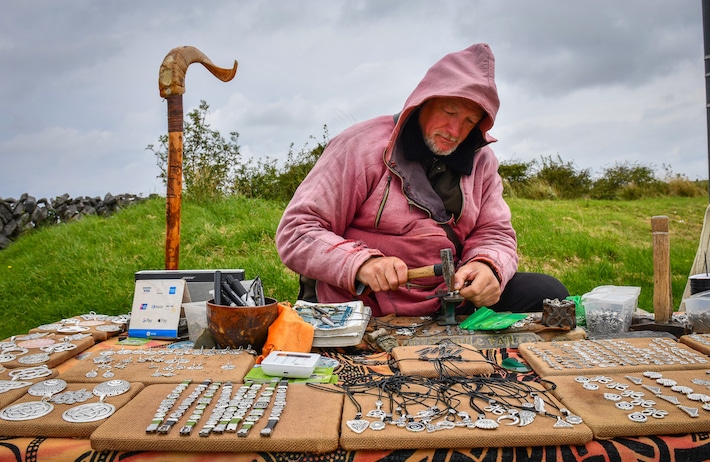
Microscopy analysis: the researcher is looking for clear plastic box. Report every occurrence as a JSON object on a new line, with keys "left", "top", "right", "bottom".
{"left": 684, "top": 290, "right": 710, "bottom": 333}
{"left": 582, "top": 286, "right": 640, "bottom": 335}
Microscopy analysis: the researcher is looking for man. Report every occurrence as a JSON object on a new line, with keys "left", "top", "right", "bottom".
{"left": 276, "top": 43, "right": 568, "bottom": 317}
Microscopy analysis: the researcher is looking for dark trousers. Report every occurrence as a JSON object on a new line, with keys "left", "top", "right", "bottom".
{"left": 457, "top": 272, "right": 569, "bottom": 314}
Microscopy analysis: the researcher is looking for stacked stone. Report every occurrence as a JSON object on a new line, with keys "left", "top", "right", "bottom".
{"left": 0, "top": 193, "right": 149, "bottom": 250}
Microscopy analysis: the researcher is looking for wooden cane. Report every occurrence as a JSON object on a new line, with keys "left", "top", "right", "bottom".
{"left": 158, "top": 46, "right": 237, "bottom": 269}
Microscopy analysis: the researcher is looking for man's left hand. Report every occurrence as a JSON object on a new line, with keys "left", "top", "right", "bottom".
{"left": 454, "top": 261, "right": 501, "bottom": 307}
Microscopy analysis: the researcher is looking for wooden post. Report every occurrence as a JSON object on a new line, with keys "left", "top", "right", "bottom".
{"left": 652, "top": 215, "right": 672, "bottom": 323}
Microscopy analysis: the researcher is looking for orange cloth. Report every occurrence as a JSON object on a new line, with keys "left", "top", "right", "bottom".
{"left": 256, "top": 302, "right": 314, "bottom": 363}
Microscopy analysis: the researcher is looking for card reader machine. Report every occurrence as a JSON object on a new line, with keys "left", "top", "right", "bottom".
{"left": 260, "top": 351, "right": 321, "bottom": 378}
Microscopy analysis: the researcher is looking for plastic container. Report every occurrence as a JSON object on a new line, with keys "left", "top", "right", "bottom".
{"left": 182, "top": 301, "right": 208, "bottom": 342}
{"left": 582, "top": 286, "right": 640, "bottom": 335}
{"left": 684, "top": 290, "right": 710, "bottom": 333}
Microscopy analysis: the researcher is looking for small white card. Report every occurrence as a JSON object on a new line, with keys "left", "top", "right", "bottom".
{"left": 127, "top": 279, "right": 191, "bottom": 339}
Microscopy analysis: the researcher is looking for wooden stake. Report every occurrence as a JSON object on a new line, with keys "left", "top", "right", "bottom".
{"left": 652, "top": 215, "right": 672, "bottom": 323}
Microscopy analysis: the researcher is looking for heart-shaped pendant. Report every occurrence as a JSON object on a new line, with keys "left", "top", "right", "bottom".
{"left": 346, "top": 418, "right": 370, "bottom": 434}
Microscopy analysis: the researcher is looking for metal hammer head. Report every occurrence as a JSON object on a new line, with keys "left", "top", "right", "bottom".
{"left": 440, "top": 248, "right": 455, "bottom": 292}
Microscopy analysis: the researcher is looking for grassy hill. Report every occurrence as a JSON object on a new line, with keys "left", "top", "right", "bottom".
{"left": 0, "top": 195, "right": 707, "bottom": 339}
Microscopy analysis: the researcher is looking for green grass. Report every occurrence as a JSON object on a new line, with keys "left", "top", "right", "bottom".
{"left": 0, "top": 195, "right": 707, "bottom": 340}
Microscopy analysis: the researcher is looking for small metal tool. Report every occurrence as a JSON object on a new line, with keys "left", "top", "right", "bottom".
{"left": 438, "top": 248, "right": 463, "bottom": 326}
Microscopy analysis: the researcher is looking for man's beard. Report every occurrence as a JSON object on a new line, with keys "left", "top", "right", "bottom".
{"left": 423, "top": 133, "right": 458, "bottom": 156}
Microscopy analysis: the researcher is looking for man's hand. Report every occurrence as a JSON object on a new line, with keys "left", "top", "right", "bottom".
{"left": 356, "top": 257, "right": 409, "bottom": 292}
{"left": 454, "top": 261, "right": 501, "bottom": 307}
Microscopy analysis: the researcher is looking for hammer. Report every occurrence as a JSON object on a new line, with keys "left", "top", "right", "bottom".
{"left": 355, "top": 249, "right": 454, "bottom": 294}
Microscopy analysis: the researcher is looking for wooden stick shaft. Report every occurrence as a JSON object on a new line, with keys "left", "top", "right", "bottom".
{"left": 165, "top": 95, "right": 183, "bottom": 270}
{"left": 652, "top": 215, "right": 672, "bottom": 323}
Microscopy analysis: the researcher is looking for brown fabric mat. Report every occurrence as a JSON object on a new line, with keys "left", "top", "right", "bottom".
{"left": 58, "top": 348, "right": 255, "bottom": 385}
{"left": 90, "top": 382, "right": 343, "bottom": 454}
{"left": 0, "top": 366, "right": 58, "bottom": 408}
{"left": 0, "top": 335, "right": 95, "bottom": 369}
{"left": 519, "top": 337, "right": 710, "bottom": 377}
{"left": 391, "top": 344, "right": 495, "bottom": 378}
{"left": 339, "top": 381, "right": 593, "bottom": 450}
{"left": 0, "top": 381, "right": 144, "bottom": 438}
{"left": 679, "top": 333, "right": 710, "bottom": 356}
{"left": 551, "top": 370, "right": 710, "bottom": 439}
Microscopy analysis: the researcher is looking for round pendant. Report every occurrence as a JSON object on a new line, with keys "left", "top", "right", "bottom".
{"left": 28, "top": 379, "right": 67, "bottom": 397}
{"left": 35, "top": 323, "right": 62, "bottom": 331}
{"left": 18, "top": 353, "right": 50, "bottom": 365}
{"left": 93, "top": 379, "right": 130, "bottom": 398}
{"left": 63, "top": 402, "right": 116, "bottom": 423}
{"left": 0, "top": 401, "right": 54, "bottom": 421}
{"left": 57, "top": 326, "right": 89, "bottom": 333}
{"left": 369, "top": 420, "right": 386, "bottom": 431}
{"left": 95, "top": 324, "right": 122, "bottom": 332}
{"left": 405, "top": 421, "right": 426, "bottom": 432}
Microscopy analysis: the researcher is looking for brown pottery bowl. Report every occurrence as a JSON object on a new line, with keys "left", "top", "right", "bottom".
{"left": 206, "top": 297, "right": 279, "bottom": 352}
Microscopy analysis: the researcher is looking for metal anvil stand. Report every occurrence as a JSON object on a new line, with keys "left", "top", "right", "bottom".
{"left": 439, "top": 293, "right": 464, "bottom": 325}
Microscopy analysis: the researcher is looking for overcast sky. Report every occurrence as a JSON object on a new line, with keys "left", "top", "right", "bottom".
{"left": 0, "top": 0, "right": 707, "bottom": 200}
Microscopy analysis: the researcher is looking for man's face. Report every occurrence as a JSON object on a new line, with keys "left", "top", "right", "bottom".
{"left": 418, "top": 97, "right": 485, "bottom": 156}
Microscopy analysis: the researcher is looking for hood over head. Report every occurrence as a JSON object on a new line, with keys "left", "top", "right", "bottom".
{"left": 393, "top": 43, "right": 500, "bottom": 148}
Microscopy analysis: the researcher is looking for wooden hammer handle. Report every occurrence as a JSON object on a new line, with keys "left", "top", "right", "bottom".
{"left": 407, "top": 263, "right": 443, "bottom": 280}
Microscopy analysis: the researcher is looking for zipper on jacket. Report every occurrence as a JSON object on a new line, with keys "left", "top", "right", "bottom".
{"left": 374, "top": 175, "right": 392, "bottom": 228}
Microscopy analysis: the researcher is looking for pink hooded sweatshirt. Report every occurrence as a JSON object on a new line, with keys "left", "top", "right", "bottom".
{"left": 276, "top": 43, "right": 518, "bottom": 317}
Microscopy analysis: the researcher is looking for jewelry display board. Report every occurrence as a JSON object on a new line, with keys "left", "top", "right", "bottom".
{"left": 551, "top": 369, "right": 710, "bottom": 439}
{"left": 338, "top": 380, "right": 593, "bottom": 451}
{"left": 680, "top": 333, "right": 710, "bottom": 356}
{"left": 0, "top": 380, "right": 143, "bottom": 438}
{"left": 57, "top": 347, "right": 255, "bottom": 385}
{"left": 90, "top": 382, "right": 343, "bottom": 454}
{"left": 0, "top": 334, "right": 95, "bottom": 369}
{"left": 0, "top": 365, "right": 57, "bottom": 408}
{"left": 391, "top": 344, "right": 495, "bottom": 378}
{"left": 518, "top": 337, "right": 709, "bottom": 377}
{"left": 29, "top": 313, "right": 128, "bottom": 343}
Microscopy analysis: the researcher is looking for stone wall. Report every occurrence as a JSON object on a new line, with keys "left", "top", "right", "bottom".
{"left": 0, "top": 193, "right": 151, "bottom": 250}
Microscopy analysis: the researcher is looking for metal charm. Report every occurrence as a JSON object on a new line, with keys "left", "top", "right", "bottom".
{"left": 0, "top": 380, "right": 32, "bottom": 394}
{"left": 28, "top": 379, "right": 67, "bottom": 398}
{"left": 17, "top": 353, "right": 50, "bottom": 365}
{"left": 62, "top": 402, "right": 116, "bottom": 423}
{"left": 93, "top": 379, "right": 130, "bottom": 401}
{"left": 678, "top": 405, "right": 700, "bottom": 418}
{"left": 475, "top": 418, "right": 499, "bottom": 430}
{"left": 346, "top": 417, "right": 370, "bottom": 434}
{"left": 0, "top": 401, "right": 54, "bottom": 421}
{"left": 553, "top": 416, "right": 574, "bottom": 428}
{"left": 628, "top": 412, "right": 647, "bottom": 423}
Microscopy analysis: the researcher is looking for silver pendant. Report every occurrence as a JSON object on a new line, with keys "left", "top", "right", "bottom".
{"left": 28, "top": 379, "right": 67, "bottom": 398}
{"left": 518, "top": 410, "right": 536, "bottom": 427}
{"left": 678, "top": 405, "right": 700, "bottom": 418}
{"left": 18, "top": 353, "right": 50, "bottom": 365}
{"left": 553, "top": 416, "right": 574, "bottom": 428}
{"left": 50, "top": 389, "right": 93, "bottom": 405}
{"left": 625, "top": 375, "right": 643, "bottom": 385}
{"left": 0, "top": 380, "right": 32, "bottom": 393}
{"left": 0, "top": 400, "right": 54, "bottom": 421}
{"left": 62, "top": 402, "right": 116, "bottom": 423}
{"left": 346, "top": 418, "right": 370, "bottom": 434}
{"left": 628, "top": 411, "right": 647, "bottom": 423}
{"left": 369, "top": 420, "right": 386, "bottom": 431}
{"left": 475, "top": 418, "right": 499, "bottom": 430}
{"left": 8, "top": 365, "right": 52, "bottom": 381}
{"left": 406, "top": 421, "right": 426, "bottom": 432}
{"left": 658, "top": 395, "right": 680, "bottom": 404}
{"left": 93, "top": 379, "right": 130, "bottom": 401}
{"left": 96, "top": 324, "right": 122, "bottom": 332}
